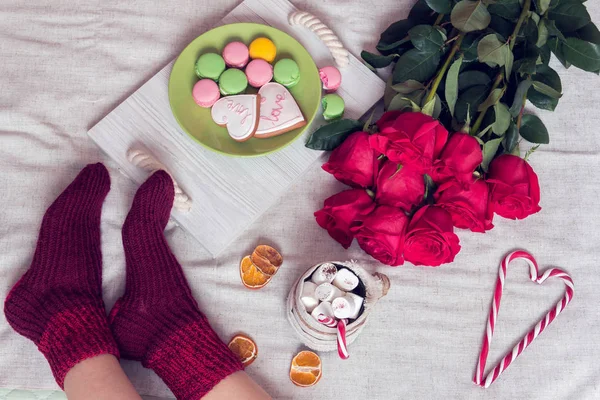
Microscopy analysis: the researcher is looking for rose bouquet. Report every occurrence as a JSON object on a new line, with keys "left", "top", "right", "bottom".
{"left": 307, "top": 0, "right": 598, "bottom": 267}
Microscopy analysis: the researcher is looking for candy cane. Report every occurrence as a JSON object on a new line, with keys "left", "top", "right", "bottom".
{"left": 317, "top": 314, "right": 337, "bottom": 328}
{"left": 127, "top": 148, "right": 192, "bottom": 211}
{"left": 288, "top": 11, "right": 350, "bottom": 68}
{"left": 474, "top": 251, "right": 574, "bottom": 388}
{"left": 337, "top": 318, "right": 349, "bottom": 360}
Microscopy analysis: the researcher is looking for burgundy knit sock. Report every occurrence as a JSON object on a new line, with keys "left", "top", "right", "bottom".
{"left": 4, "top": 163, "right": 119, "bottom": 387}
{"left": 108, "top": 171, "right": 242, "bottom": 400}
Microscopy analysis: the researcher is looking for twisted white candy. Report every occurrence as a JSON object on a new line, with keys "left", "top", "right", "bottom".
{"left": 126, "top": 148, "right": 192, "bottom": 211}
{"left": 288, "top": 11, "right": 349, "bottom": 68}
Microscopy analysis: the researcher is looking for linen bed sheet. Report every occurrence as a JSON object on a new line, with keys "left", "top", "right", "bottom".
{"left": 1, "top": 1, "right": 600, "bottom": 399}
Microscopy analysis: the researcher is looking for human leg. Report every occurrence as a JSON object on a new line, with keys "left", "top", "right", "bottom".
{"left": 63, "top": 354, "right": 141, "bottom": 400}
{"left": 3, "top": 164, "right": 120, "bottom": 389}
{"left": 109, "top": 171, "right": 270, "bottom": 399}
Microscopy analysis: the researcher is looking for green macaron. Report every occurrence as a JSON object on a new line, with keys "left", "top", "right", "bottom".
{"left": 273, "top": 58, "right": 300, "bottom": 88}
{"left": 195, "top": 53, "right": 226, "bottom": 81}
{"left": 218, "top": 68, "right": 248, "bottom": 95}
{"left": 322, "top": 94, "right": 345, "bottom": 121}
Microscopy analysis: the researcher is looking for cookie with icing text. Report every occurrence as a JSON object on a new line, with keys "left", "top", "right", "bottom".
{"left": 255, "top": 82, "right": 306, "bottom": 139}
{"left": 211, "top": 94, "right": 261, "bottom": 142}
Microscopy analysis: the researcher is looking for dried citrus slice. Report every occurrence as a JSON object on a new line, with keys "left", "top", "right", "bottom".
{"left": 251, "top": 245, "right": 283, "bottom": 276}
{"left": 240, "top": 256, "right": 271, "bottom": 289}
{"left": 290, "top": 350, "right": 322, "bottom": 387}
{"left": 228, "top": 334, "right": 258, "bottom": 367}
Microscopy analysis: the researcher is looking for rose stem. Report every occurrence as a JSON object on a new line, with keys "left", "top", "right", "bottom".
{"left": 470, "top": 0, "right": 531, "bottom": 136}
{"left": 424, "top": 32, "right": 465, "bottom": 105}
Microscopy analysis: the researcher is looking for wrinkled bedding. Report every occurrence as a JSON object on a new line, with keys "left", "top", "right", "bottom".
{"left": 1, "top": 1, "right": 600, "bottom": 399}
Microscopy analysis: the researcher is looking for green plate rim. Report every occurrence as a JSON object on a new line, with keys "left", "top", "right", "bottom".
{"left": 168, "top": 22, "right": 320, "bottom": 158}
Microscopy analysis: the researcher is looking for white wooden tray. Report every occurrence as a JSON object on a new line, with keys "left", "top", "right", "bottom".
{"left": 88, "top": 0, "right": 385, "bottom": 256}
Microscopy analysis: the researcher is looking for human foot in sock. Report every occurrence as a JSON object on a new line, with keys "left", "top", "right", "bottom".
{"left": 4, "top": 163, "right": 119, "bottom": 388}
{"left": 109, "top": 171, "right": 242, "bottom": 400}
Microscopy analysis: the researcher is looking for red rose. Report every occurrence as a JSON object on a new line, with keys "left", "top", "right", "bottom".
{"left": 314, "top": 189, "right": 376, "bottom": 249}
{"left": 351, "top": 205, "right": 408, "bottom": 266}
{"left": 486, "top": 154, "right": 541, "bottom": 220}
{"left": 375, "top": 161, "right": 425, "bottom": 212}
{"left": 432, "top": 132, "right": 482, "bottom": 184}
{"left": 404, "top": 206, "right": 461, "bottom": 267}
{"left": 369, "top": 112, "right": 448, "bottom": 172}
{"left": 434, "top": 178, "right": 493, "bottom": 233}
{"left": 322, "top": 131, "right": 379, "bottom": 188}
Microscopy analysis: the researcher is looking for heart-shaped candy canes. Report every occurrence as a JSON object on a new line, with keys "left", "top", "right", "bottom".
{"left": 474, "top": 251, "right": 574, "bottom": 388}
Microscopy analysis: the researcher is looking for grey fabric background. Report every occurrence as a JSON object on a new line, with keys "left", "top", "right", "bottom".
{"left": 1, "top": 1, "right": 599, "bottom": 399}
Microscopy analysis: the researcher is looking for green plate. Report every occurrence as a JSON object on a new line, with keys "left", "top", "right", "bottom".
{"left": 169, "top": 23, "right": 321, "bottom": 157}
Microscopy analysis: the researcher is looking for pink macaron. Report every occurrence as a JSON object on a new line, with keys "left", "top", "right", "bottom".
{"left": 319, "top": 66, "right": 342, "bottom": 92}
{"left": 222, "top": 41, "right": 249, "bottom": 68}
{"left": 192, "top": 79, "right": 220, "bottom": 108}
{"left": 245, "top": 59, "right": 273, "bottom": 88}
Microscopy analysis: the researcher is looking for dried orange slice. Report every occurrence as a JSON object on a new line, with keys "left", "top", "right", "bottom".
{"left": 240, "top": 256, "right": 271, "bottom": 289}
{"left": 290, "top": 350, "right": 322, "bottom": 387}
{"left": 228, "top": 334, "right": 258, "bottom": 367}
{"left": 251, "top": 245, "right": 283, "bottom": 276}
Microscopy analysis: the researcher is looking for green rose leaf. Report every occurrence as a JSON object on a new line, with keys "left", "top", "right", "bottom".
{"left": 536, "top": 19, "right": 549, "bottom": 47}
{"left": 458, "top": 70, "right": 491, "bottom": 91}
{"left": 376, "top": 37, "right": 411, "bottom": 53}
{"left": 571, "top": 23, "right": 600, "bottom": 45}
{"left": 561, "top": 37, "right": 600, "bottom": 72}
{"left": 481, "top": 137, "right": 504, "bottom": 172}
{"left": 378, "top": 19, "right": 414, "bottom": 54}
{"left": 391, "top": 79, "right": 426, "bottom": 94}
{"left": 492, "top": 102, "right": 511, "bottom": 135}
{"left": 527, "top": 65, "right": 562, "bottom": 111}
{"left": 544, "top": 19, "right": 566, "bottom": 41}
{"left": 361, "top": 51, "right": 399, "bottom": 69}
{"left": 392, "top": 48, "right": 442, "bottom": 84}
{"left": 548, "top": 37, "right": 571, "bottom": 68}
{"left": 409, "top": 25, "right": 445, "bottom": 52}
{"left": 478, "top": 88, "right": 504, "bottom": 112}
{"left": 477, "top": 34, "right": 514, "bottom": 75}
{"left": 488, "top": 0, "right": 521, "bottom": 22}
{"left": 509, "top": 79, "right": 533, "bottom": 117}
{"left": 455, "top": 85, "right": 489, "bottom": 122}
{"left": 426, "top": 0, "right": 452, "bottom": 14}
{"left": 305, "top": 119, "right": 363, "bottom": 151}
{"left": 503, "top": 120, "right": 519, "bottom": 153}
{"left": 532, "top": 81, "right": 563, "bottom": 99}
{"left": 520, "top": 114, "right": 550, "bottom": 144}
{"left": 489, "top": 14, "right": 514, "bottom": 41}
{"left": 389, "top": 90, "right": 426, "bottom": 112}
{"left": 537, "top": 0, "right": 551, "bottom": 15}
{"left": 548, "top": 0, "right": 591, "bottom": 33}
{"left": 384, "top": 77, "right": 396, "bottom": 110}
{"left": 460, "top": 33, "right": 483, "bottom": 62}
{"left": 409, "top": 0, "right": 439, "bottom": 25}
{"left": 445, "top": 56, "right": 464, "bottom": 117}
{"left": 451, "top": 0, "right": 492, "bottom": 32}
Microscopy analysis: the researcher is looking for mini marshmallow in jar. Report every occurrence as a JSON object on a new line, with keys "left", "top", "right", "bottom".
{"left": 332, "top": 268, "right": 359, "bottom": 291}
{"left": 300, "top": 281, "right": 319, "bottom": 313}
{"left": 315, "top": 282, "right": 344, "bottom": 302}
{"left": 310, "top": 262, "right": 337, "bottom": 285}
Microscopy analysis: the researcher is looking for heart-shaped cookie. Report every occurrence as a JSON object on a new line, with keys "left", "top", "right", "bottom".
{"left": 255, "top": 82, "right": 306, "bottom": 138}
{"left": 473, "top": 251, "right": 574, "bottom": 388}
{"left": 211, "top": 94, "right": 260, "bottom": 142}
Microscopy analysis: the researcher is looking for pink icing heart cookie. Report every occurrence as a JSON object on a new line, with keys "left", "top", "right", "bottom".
{"left": 211, "top": 94, "right": 261, "bottom": 142}
{"left": 255, "top": 82, "right": 306, "bottom": 139}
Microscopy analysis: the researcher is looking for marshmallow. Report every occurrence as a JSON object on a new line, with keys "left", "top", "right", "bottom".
{"left": 332, "top": 297, "right": 353, "bottom": 319}
{"left": 344, "top": 292, "right": 364, "bottom": 319}
{"left": 332, "top": 268, "right": 359, "bottom": 291}
{"left": 300, "top": 281, "right": 319, "bottom": 313}
{"left": 315, "top": 282, "right": 345, "bottom": 302}
{"left": 311, "top": 301, "right": 335, "bottom": 322}
{"left": 311, "top": 262, "right": 338, "bottom": 285}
